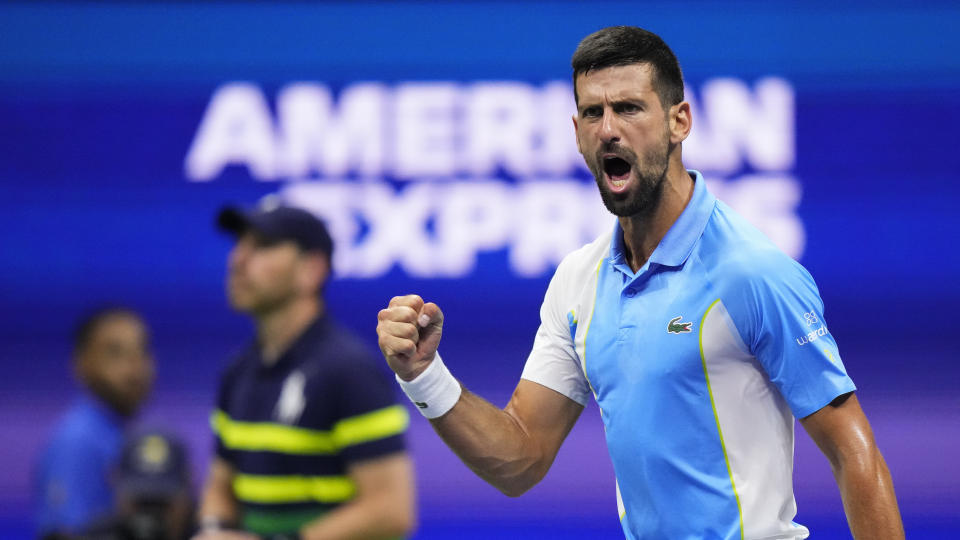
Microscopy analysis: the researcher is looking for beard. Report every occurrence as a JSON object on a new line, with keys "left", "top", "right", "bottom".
{"left": 87, "top": 376, "right": 147, "bottom": 417}
{"left": 227, "top": 276, "right": 298, "bottom": 316}
{"left": 589, "top": 135, "right": 671, "bottom": 218}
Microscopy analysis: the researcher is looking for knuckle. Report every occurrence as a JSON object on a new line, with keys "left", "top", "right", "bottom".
{"left": 382, "top": 335, "right": 414, "bottom": 359}
{"left": 390, "top": 294, "right": 421, "bottom": 307}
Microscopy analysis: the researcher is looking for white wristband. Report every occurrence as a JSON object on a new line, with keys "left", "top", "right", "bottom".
{"left": 396, "top": 352, "right": 462, "bottom": 419}
{"left": 199, "top": 516, "right": 225, "bottom": 532}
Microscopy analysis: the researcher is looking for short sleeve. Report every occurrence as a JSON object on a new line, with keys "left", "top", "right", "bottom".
{"left": 328, "top": 352, "right": 408, "bottom": 464}
{"left": 520, "top": 261, "right": 592, "bottom": 406}
{"left": 720, "top": 253, "right": 856, "bottom": 419}
{"left": 211, "top": 368, "right": 236, "bottom": 464}
{"left": 35, "top": 433, "right": 113, "bottom": 533}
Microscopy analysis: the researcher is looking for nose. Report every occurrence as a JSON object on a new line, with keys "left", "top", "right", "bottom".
{"left": 119, "top": 350, "right": 152, "bottom": 388}
{"left": 598, "top": 106, "right": 620, "bottom": 143}
{"left": 228, "top": 240, "right": 250, "bottom": 271}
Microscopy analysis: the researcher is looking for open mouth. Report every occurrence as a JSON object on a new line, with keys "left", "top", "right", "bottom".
{"left": 603, "top": 156, "right": 632, "bottom": 189}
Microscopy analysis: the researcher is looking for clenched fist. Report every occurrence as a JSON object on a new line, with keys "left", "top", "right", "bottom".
{"left": 377, "top": 295, "right": 444, "bottom": 381}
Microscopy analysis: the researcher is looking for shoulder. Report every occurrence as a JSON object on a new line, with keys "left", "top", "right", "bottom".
{"left": 299, "top": 320, "right": 400, "bottom": 420}
{"left": 42, "top": 403, "right": 115, "bottom": 463}
{"left": 700, "top": 201, "right": 817, "bottom": 298}
{"left": 560, "top": 227, "right": 612, "bottom": 274}
{"left": 713, "top": 245, "right": 812, "bottom": 295}
{"left": 46, "top": 411, "right": 93, "bottom": 450}
{"left": 695, "top": 203, "right": 826, "bottom": 350}
{"left": 301, "top": 319, "right": 387, "bottom": 381}
{"left": 221, "top": 341, "right": 254, "bottom": 375}
{"left": 550, "top": 227, "right": 612, "bottom": 292}
{"left": 694, "top": 203, "right": 830, "bottom": 352}
{"left": 213, "top": 346, "right": 260, "bottom": 411}
{"left": 218, "top": 341, "right": 260, "bottom": 382}
{"left": 314, "top": 319, "right": 376, "bottom": 361}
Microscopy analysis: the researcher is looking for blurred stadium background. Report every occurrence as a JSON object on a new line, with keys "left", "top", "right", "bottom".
{"left": 1, "top": 1, "right": 958, "bottom": 538}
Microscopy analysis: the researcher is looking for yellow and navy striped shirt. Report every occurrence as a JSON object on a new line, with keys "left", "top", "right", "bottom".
{"left": 212, "top": 315, "right": 408, "bottom": 535}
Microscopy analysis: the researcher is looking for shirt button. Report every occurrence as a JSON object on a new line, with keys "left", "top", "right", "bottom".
{"left": 625, "top": 288, "right": 638, "bottom": 298}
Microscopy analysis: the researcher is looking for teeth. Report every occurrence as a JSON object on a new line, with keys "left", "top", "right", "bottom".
{"left": 611, "top": 179, "right": 627, "bottom": 187}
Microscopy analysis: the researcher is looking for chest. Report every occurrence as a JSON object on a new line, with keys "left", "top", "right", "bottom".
{"left": 227, "top": 363, "right": 327, "bottom": 427}
{"left": 575, "top": 263, "right": 716, "bottom": 407}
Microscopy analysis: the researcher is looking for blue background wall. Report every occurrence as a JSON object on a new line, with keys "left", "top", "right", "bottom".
{"left": 1, "top": 2, "right": 958, "bottom": 538}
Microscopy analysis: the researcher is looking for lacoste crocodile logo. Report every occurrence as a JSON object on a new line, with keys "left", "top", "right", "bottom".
{"left": 668, "top": 316, "right": 693, "bottom": 334}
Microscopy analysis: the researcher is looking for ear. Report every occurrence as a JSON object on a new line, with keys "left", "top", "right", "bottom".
{"left": 297, "top": 252, "right": 329, "bottom": 296}
{"left": 669, "top": 101, "right": 692, "bottom": 144}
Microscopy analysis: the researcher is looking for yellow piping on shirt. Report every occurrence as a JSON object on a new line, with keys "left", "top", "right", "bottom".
{"left": 699, "top": 298, "right": 745, "bottom": 539}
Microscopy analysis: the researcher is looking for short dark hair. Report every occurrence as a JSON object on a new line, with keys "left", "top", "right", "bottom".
{"left": 73, "top": 306, "right": 146, "bottom": 356}
{"left": 571, "top": 26, "right": 684, "bottom": 108}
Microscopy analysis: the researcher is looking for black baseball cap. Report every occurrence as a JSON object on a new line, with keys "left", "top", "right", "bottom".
{"left": 217, "top": 202, "right": 333, "bottom": 257}
{"left": 116, "top": 431, "right": 190, "bottom": 499}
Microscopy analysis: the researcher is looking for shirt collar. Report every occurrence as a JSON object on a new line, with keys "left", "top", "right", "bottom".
{"left": 258, "top": 314, "right": 330, "bottom": 372}
{"left": 79, "top": 392, "right": 128, "bottom": 428}
{"left": 609, "top": 170, "right": 716, "bottom": 269}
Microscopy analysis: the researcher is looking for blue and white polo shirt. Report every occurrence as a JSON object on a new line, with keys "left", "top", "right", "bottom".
{"left": 520, "top": 170, "right": 855, "bottom": 540}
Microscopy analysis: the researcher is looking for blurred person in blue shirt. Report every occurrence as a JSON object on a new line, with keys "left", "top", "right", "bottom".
{"left": 35, "top": 307, "right": 155, "bottom": 538}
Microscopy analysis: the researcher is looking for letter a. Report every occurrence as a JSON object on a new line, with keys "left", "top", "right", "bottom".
{"left": 185, "top": 83, "right": 277, "bottom": 181}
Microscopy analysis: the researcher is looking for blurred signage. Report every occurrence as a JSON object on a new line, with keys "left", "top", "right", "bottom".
{"left": 185, "top": 78, "right": 802, "bottom": 277}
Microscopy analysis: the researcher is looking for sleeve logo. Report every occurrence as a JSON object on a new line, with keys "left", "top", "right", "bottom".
{"left": 796, "top": 311, "right": 830, "bottom": 346}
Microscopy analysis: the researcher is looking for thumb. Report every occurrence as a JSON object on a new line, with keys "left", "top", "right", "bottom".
{"left": 418, "top": 302, "right": 444, "bottom": 331}
{"left": 416, "top": 303, "right": 443, "bottom": 360}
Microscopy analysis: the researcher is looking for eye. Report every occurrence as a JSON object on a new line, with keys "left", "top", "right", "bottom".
{"left": 581, "top": 106, "right": 602, "bottom": 119}
{"left": 615, "top": 102, "right": 640, "bottom": 114}
{"left": 251, "top": 233, "right": 282, "bottom": 249}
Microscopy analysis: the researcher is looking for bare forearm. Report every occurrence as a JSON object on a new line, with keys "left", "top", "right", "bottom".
{"left": 835, "top": 449, "right": 903, "bottom": 539}
{"left": 300, "top": 500, "right": 412, "bottom": 540}
{"left": 198, "top": 460, "right": 240, "bottom": 525}
{"left": 300, "top": 453, "right": 417, "bottom": 540}
{"left": 430, "top": 386, "right": 546, "bottom": 496}
{"left": 377, "top": 294, "right": 543, "bottom": 494}
{"left": 301, "top": 455, "right": 415, "bottom": 540}
{"left": 198, "top": 491, "right": 238, "bottom": 526}
{"left": 376, "top": 297, "right": 582, "bottom": 497}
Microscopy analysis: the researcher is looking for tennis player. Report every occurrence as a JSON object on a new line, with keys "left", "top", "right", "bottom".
{"left": 376, "top": 26, "right": 903, "bottom": 539}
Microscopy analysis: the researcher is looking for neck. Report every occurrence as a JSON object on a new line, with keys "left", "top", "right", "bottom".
{"left": 255, "top": 296, "right": 323, "bottom": 365}
{"left": 81, "top": 387, "right": 135, "bottom": 420}
{"left": 619, "top": 162, "right": 694, "bottom": 273}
